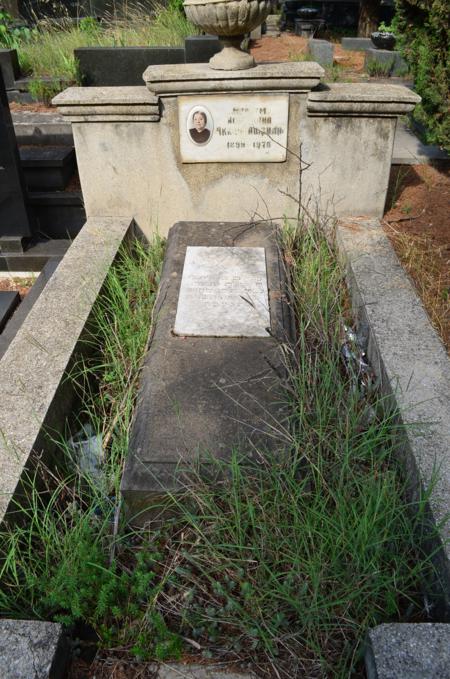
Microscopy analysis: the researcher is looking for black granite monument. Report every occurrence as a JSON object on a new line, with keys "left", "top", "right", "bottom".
{"left": 0, "top": 69, "right": 34, "bottom": 253}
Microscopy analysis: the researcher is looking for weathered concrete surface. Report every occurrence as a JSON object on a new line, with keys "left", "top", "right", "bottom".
{"left": 365, "top": 623, "right": 450, "bottom": 679}
{"left": 337, "top": 218, "right": 450, "bottom": 618}
{"left": 55, "top": 88, "right": 303, "bottom": 237}
{"left": 0, "top": 619, "right": 68, "bottom": 679}
{"left": 121, "top": 222, "right": 292, "bottom": 521}
{"left": 54, "top": 78, "right": 421, "bottom": 237}
{"left": 0, "top": 217, "right": 134, "bottom": 525}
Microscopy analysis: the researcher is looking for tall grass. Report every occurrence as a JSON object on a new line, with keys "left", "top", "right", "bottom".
{"left": 16, "top": 2, "right": 199, "bottom": 81}
{"left": 0, "top": 222, "right": 437, "bottom": 677}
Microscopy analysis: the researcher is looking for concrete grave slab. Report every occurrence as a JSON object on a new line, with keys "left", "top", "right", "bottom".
{"left": 0, "top": 619, "right": 68, "bottom": 679}
{"left": 121, "top": 222, "right": 293, "bottom": 521}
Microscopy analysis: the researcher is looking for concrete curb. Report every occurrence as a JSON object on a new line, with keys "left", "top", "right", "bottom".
{"left": 337, "top": 218, "right": 450, "bottom": 619}
{"left": 0, "top": 217, "right": 135, "bottom": 526}
{"left": 365, "top": 623, "right": 450, "bottom": 678}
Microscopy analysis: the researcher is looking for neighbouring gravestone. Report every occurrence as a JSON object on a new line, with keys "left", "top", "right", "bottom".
{"left": 0, "top": 290, "right": 20, "bottom": 332}
{"left": 121, "top": 221, "right": 294, "bottom": 521}
{"left": 74, "top": 47, "right": 185, "bottom": 86}
{"left": 19, "top": 146, "right": 76, "bottom": 191}
{"left": 184, "top": 35, "right": 221, "bottom": 63}
{"left": 0, "top": 72, "right": 32, "bottom": 252}
{"left": 308, "top": 39, "right": 334, "bottom": 67}
{"left": 0, "top": 69, "right": 34, "bottom": 252}
{"left": 0, "top": 49, "right": 20, "bottom": 90}
{"left": 0, "top": 619, "right": 68, "bottom": 679}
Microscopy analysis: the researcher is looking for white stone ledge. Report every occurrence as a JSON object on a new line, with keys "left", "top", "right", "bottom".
{"left": 308, "top": 83, "right": 421, "bottom": 116}
{"left": 143, "top": 62, "right": 324, "bottom": 95}
{"left": 0, "top": 217, "right": 135, "bottom": 525}
{"left": 53, "top": 86, "right": 160, "bottom": 121}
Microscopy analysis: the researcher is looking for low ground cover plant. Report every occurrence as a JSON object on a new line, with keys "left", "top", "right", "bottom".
{"left": 0, "top": 223, "right": 438, "bottom": 677}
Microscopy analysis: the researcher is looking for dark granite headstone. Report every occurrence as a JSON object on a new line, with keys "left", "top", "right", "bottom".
{"left": 184, "top": 35, "right": 221, "bottom": 63}
{"left": 0, "top": 49, "right": 20, "bottom": 90}
{"left": 20, "top": 146, "right": 76, "bottom": 190}
{"left": 121, "top": 221, "right": 294, "bottom": 522}
{"left": 74, "top": 47, "right": 185, "bottom": 86}
{"left": 0, "top": 69, "right": 33, "bottom": 251}
{"left": 0, "top": 290, "right": 20, "bottom": 333}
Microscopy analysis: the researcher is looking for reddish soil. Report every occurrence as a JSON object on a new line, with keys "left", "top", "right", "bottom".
{"left": 250, "top": 33, "right": 366, "bottom": 79}
{"left": 0, "top": 276, "right": 34, "bottom": 298}
{"left": 9, "top": 101, "right": 55, "bottom": 113}
{"left": 383, "top": 163, "right": 450, "bottom": 349}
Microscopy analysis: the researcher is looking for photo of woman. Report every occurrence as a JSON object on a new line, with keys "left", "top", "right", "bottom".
{"left": 188, "top": 107, "right": 213, "bottom": 145}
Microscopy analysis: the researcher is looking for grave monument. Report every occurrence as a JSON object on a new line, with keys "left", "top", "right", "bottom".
{"left": 53, "top": 0, "right": 421, "bottom": 515}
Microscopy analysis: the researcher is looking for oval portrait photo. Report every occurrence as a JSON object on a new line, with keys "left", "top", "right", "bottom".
{"left": 187, "top": 106, "right": 213, "bottom": 146}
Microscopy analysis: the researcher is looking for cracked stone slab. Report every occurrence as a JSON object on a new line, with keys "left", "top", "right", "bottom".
{"left": 0, "top": 620, "right": 68, "bottom": 679}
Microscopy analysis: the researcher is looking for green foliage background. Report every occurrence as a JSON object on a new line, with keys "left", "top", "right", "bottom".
{"left": 395, "top": 0, "right": 449, "bottom": 150}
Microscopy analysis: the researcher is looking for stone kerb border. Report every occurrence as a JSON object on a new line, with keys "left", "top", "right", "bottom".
{"left": 0, "top": 217, "right": 135, "bottom": 526}
{"left": 337, "top": 217, "right": 450, "bottom": 618}
{"left": 53, "top": 86, "right": 160, "bottom": 122}
{"left": 307, "top": 83, "right": 420, "bottom": 116}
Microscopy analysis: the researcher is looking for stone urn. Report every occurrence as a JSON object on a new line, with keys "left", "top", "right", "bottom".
{"left": 370, "top": 31, "right": 396, "bottom": 50}
{"left": 184, "top": 0, "right": 274, "bottom": 70}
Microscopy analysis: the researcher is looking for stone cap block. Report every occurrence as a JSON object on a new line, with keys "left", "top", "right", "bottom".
{"left": 307, "top": 83, "right": 420, "bottom": 116}
{"left": 0, "top": 619, "right": 68, "bottom": 679}
{"left": 143, "top": 62, "right": 324, "bottom": 95}
{"left": 365, "top": 623, "right": 450, "bottom": 679}
{"left": 53, "top": 86, "right": 160, "bottom": 121}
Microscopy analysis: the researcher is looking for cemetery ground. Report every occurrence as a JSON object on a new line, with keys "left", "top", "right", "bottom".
{"left": 0, "top": 220, "right": 440, "bottom": 679}
{"left": 383, "top": 162, "right": 450, "bottom": 352}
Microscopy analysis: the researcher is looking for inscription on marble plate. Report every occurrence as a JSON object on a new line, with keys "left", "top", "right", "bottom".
{"left": 174, "top": 246, "right": 270, "bottom": 337}
{"left": 178, "top": 94, "right": 289, "bottom": 163}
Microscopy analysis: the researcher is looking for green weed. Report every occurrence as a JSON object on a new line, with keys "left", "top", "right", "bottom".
{"left": 366, "top": 58, "right": 394, "bottom": 77}
{"left": 15, "top": 2, "right": 198, "bottom": 84}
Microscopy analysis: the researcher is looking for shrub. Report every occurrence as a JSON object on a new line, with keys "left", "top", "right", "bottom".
{"left": 395, "top": 0, "right": 450, "bottom": 151}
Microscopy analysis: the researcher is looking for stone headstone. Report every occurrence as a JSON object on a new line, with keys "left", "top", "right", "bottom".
{"left": 121, "top": 221, "right": 293, "bottom": 521}
{"left": 0, "top": 69, "right": 33, "bottom": 251}
{"left": 74, "top": 47, "right": 185, "bottom": 86}
{"left": 365, "top": 48, "right": 409, "bottom": 77}
{"left": 341, "top": 37, "right": 373, "bottom": 52}
{"left": 0, "top": 619, "right": 68, "bottom": 679}
{"left": 0, "top": 49, "right": 20, "bottom": 90}
{"left": 308, "top": 39, "right": 334, "bottom": 67}
{"left": 184, "top": 35, "right": 221, "bottom": 63}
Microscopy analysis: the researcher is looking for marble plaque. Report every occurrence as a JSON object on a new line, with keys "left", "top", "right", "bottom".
{"left": 178, "top": 94, "right": 289, "bottom": 163}
{"left": 174, "top": 246, "right": 270, "bottom": 337}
